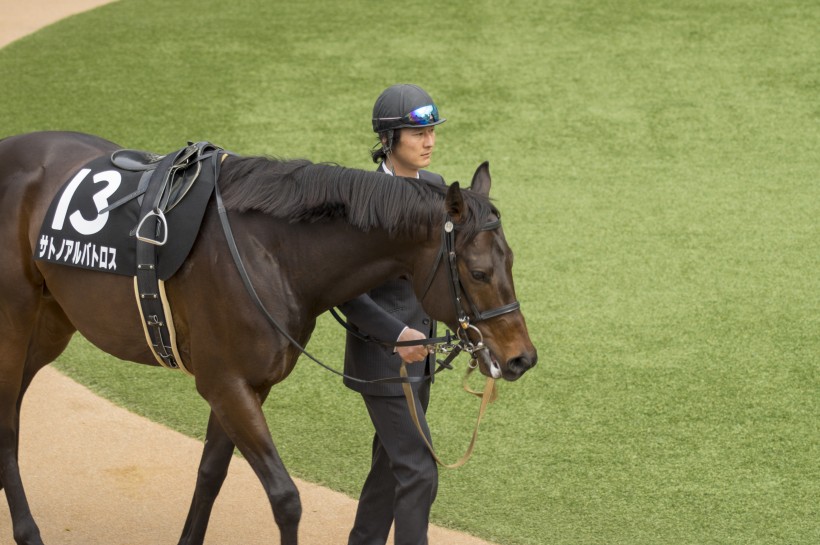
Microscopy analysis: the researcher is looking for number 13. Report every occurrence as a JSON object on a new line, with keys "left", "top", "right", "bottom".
{"left": 51, "top": 169, "right": 122, "bottom": 236}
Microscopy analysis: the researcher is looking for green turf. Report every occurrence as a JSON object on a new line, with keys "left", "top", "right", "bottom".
{"left": 2, "top": 1, "right": 819, "bottom": 544}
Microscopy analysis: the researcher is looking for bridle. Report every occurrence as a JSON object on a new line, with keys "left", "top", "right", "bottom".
{"left": 392, "top": 211, "right": 523, "bottom": 468}
{"left": 330, "top": 211, "right": 522, "bottom": 377}
{"left": 214, "top": 153, "right": 520, "bottom": 382}
{"left": 213, "top": 170, "right": 519, "bottom": 466}
{"left": 416, "top": 213, "right": 521, "bottom": 377}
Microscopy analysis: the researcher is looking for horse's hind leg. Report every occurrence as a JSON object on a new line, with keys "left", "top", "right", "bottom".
{"left": 0, "top": 289, "right": 43, "bottom": 545}
{"left": 0, "top": 291, "right": 75, "bottom": 545}
{"left": 177, "top": 410, "right": 237, "bottom": 545}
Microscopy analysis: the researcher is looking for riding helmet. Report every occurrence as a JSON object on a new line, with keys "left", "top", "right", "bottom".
{"left": 372, "top": 83, "right": 446, "bottom": 133}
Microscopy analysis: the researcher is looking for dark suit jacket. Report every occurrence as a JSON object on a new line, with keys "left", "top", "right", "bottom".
{"left": 338, "top": 166, "right": 445, "bottom": 396}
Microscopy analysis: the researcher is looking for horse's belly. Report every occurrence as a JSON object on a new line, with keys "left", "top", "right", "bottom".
{"left": 39, "top": 264, "right": 158, "bottom": 365}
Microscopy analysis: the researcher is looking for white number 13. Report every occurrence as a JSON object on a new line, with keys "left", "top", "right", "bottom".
{"left": 51, "top": 169, "right": 122, "bottom": 235}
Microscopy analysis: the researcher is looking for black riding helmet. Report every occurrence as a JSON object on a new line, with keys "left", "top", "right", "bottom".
{"left": 371, "top": 84, "right": 446, "bottom": 159}
{"left": 372, "top": 83, "right": 446, "bottom": 133}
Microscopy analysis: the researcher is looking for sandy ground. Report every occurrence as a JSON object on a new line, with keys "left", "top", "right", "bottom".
{"left": 0, "top": 2, "right": 498, "bottom": 544}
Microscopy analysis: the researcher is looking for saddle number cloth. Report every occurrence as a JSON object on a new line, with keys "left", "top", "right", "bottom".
{"left": 35, "top": 151, "right": 215, "bottom": 279}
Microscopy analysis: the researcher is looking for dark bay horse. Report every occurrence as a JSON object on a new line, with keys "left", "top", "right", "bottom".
{"left": 0, "top": 131, "right": 537, "bottom": 545}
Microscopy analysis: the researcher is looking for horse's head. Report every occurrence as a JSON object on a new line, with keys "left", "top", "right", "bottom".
{"left": 415, "top": 162, "right": 537, "bottom": 381}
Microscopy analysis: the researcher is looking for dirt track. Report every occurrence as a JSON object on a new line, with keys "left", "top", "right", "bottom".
{"left": 0, "top": 2, "right": 497, "bottom": 543}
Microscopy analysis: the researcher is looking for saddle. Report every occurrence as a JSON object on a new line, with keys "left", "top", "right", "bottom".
{"left": 106, "top": 143, "right": 211, "bottom": 229}
{"left": 110, "top": 148, "right": 164, "bottom": 170}
{"left": 109, "top": 142, "right": 224, "bottom": 374}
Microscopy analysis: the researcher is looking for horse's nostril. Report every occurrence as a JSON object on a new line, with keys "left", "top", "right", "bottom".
{"left": 508, "top": 354, "right": 535, "bottom": 373}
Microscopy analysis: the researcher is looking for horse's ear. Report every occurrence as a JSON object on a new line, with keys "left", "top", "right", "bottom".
{"left": 469, "top": 161, "right": 492, "bottom": 196}
{"left": 445, "top": 181, "right": 466, "bottom": 222}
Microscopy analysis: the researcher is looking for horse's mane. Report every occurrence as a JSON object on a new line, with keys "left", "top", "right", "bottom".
{"left": 217, "top": 156, "right": 497, "bottom": 239}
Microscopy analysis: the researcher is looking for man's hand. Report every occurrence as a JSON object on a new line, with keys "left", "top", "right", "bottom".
{"left": 396, "top": 327, "right": 431, "bottom": 363}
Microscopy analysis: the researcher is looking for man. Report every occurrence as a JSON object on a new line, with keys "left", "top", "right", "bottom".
{"left": 338, "top": 83, "right": 446, "bottom": 545}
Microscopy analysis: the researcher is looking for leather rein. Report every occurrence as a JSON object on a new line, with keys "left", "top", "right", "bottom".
{"left": 213, "top": 166, "right": 520, "bottom": 466}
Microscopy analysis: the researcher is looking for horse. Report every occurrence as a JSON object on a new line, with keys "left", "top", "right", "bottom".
{"left": 0, "top": 131, "right": 537, "bottom": 545}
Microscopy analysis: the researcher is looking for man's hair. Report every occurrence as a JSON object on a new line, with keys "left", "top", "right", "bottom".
{"left": 370, "top": 129, "right": 401, "bottom": 164}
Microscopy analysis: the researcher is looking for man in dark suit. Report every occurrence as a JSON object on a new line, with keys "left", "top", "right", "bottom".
{"left": 338, "top": 83, "right": 446, "bottom": 545}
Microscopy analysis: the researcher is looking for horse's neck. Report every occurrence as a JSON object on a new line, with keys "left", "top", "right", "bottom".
{"left": 284, "top": 221, "right": 428, "bottom": 314}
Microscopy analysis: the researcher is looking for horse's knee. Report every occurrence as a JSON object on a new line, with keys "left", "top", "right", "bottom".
{"left": 271, "top": 487, "right": 302, "bottom": 528}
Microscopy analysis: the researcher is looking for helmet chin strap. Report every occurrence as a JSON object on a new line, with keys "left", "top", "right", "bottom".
{"left": 384, "top": 152, "right": 396, "bottom": 177}
{"left": 382, "top": 129, "right": 394, "bottom": 153}
{"left": 380, "top": 130, "right": 397, "bottom": 176}
{"left": 381, "top": 130, "right": 422, "bottom": 179}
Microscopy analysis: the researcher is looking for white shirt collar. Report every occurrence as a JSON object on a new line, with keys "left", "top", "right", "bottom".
{"left": 381, "top": 161, "right": 419, "bottom": 178}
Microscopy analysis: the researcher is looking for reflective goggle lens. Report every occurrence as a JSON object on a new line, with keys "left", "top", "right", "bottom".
{"left": 403, "top": 104, "right": 440, "bottom": 126}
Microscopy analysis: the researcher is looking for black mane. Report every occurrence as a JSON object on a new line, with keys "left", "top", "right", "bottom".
{"left": 218, "top": 156, "right": 497, "bottom": 239}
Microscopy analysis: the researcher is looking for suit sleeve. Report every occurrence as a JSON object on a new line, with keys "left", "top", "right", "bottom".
{"left": 337, "top": 294, "right": 407, "bottom": 344}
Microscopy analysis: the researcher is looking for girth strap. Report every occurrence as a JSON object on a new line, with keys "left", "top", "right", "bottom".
{"left": 133, "top": 276, "right": 189, "bottom": 373}
{"left": 134, "top": 152, "right": 187, "bottom": 371}
{"left": 132, "top": 142, "right": 219, "bottom": 373}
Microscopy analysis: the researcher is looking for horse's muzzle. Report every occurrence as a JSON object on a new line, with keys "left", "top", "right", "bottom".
{"left": 475, "top": 347, "right": 537, "bottom": 381}
{"left": 503, "top": 350, "right": 537, "bottom": 381}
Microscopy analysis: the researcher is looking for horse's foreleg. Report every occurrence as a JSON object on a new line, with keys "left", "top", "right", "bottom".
{"left": 177, "top": 411, "right": 236, "bottom": 545}
{"left": 200, "top": 381, "right": 300, "bottom": 545}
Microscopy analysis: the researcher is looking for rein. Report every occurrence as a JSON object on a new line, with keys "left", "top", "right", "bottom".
{"left": 213, "top": 171, "right": 426, "bottom": 386}
{"left": 328, "top": 307, "right": 465, "bottom": 371}
{"left": 400, "top": 362, "right": 497, "bottom": 468}
{"left": 212, "top": 164, "right": 519, "bottom": 465}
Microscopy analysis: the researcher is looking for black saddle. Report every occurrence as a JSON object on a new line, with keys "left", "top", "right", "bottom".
{"left": 103, "top": 143, "right": 214, "bottom": 219}
{"left": 111, "top": 148, "right": 165, "bottom": 171}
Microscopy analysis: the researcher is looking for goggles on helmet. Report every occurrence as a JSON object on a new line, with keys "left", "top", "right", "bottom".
{"left": 375, "top": 104, "right": 442, "bottom": 130}
{"left": 400, "top": 104, "right": 440, "bottom": 126}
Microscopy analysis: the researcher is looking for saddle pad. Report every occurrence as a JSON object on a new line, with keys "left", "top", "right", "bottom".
{"left": 35, "top": 151, "right": 216, "bottom": 279}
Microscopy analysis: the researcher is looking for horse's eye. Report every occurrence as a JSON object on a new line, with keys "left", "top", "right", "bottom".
{"left": 471, "top": 270, "right": 490, "bottom": 283}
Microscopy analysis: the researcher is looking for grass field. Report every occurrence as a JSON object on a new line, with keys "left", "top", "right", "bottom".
{"left": 2, "top": 1, "right": 819, "bottom": 544}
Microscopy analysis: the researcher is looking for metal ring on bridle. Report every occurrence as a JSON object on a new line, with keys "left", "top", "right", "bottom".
{"left": 457, "top": 322, "right": 485, "bottom": 354}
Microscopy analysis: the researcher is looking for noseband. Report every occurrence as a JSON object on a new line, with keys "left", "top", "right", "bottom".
{"left": 419, "top": 214, "right": 521, "bottom": 369}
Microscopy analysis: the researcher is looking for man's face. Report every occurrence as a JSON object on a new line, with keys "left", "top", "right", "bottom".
{"left": 390, "top": 126, "right": 436, "bottom": 175}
